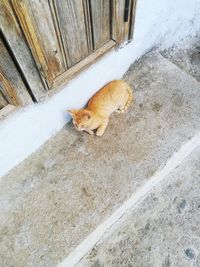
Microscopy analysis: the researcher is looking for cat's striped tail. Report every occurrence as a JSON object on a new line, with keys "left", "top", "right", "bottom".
{"left": 124, "top": 85, "right": 134, "bottom": 111}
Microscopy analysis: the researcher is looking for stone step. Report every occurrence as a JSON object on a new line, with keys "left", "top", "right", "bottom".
{"left": 161, "top": 35, "right": 200, "bottom": 82}
{"left": 76, "top": 145, "right": 200, "bottom": 267}
{"left": 1, "top": 51, "right": 200, "bottom": 267}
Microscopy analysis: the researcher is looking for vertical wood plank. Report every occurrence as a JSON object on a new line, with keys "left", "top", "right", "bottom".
{"left": 90, "top": 0, "right": 111, "bottom": 50}
{"left": 11, "top": 0, "right": 65, "bottom": 87}
{"left": 112, "top": 0, "right": 126, "bottom": 44}
{"left": 129, "top": 0, "right": 137, "bottom": 41}
{"left": 82, "top": 0, "right": 93, "bottom": 52}
{"left": 54, "top": 0, "right": 90, "bottom": 67}
{"left": 0, "top": 0, "right": 47, "bottom": 101}
{"left": 0, "top": 37, "right": 32, "bottom": 106}
{"left": 112, "top": 0, "right": 136, "bottom": 45}
{"left": 48, "top": 0, "right": 68, "bottom": 70}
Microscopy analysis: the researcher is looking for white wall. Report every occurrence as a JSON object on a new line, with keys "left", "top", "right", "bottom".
{"left": 1, "top": 0, "right": 200, "bottom": 178}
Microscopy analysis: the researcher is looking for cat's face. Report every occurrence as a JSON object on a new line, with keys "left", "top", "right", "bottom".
{"left": 68, "top": 109, "right": 91, "bottom": 131}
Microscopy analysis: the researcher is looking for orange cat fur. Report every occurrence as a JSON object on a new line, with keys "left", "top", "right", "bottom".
{"left": 68, "top": 80, "right": 133, "bottom": 136}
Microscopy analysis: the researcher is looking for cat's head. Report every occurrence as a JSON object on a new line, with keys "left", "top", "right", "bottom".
{"left": 68, "top": 109, "right": 91, "bottom": 131}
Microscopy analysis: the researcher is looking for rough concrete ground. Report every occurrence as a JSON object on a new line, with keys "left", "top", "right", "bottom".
{"left": 0, "top": 50, "right": 200, "bottom": 267}
{"left": 77, "top": 147, "right": 200, "bottom": 267}
{"left": 161, "top": 34, "right": 200, "bottom": 82}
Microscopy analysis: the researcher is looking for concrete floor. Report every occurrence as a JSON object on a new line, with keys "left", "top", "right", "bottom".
{"left": 161, "top": 34, "right": 200, "bottom": 82}
{"left": 0, "top": 46, "right": 200, "bottom": 266}
{"left": 77, "top": 147, "right": 200, "bottom": 267}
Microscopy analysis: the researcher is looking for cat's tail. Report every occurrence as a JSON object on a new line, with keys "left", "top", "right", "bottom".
{"left": 124, "top": 85, "right": 134, "bottom": 111}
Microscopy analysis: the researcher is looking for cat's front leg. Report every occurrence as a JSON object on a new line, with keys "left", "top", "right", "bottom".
{"left": 85, "top": 129, "right": 94, "bottom": 135}
{"left": 96, "top": 120, "right": 108, "bottom": 136}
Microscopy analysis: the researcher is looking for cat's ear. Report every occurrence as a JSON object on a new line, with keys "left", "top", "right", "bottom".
{"left": 83, "top": 111, "right": 91, "bottom": 120}
{"left": 67, "top": 109, "right": 78, "bottom": 117}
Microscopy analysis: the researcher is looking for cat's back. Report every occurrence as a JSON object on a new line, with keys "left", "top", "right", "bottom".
{"left": 88, "top": 80, "right": 129, "bottom": 106}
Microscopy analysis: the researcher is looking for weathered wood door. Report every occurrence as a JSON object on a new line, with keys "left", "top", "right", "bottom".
{"left": 0, "top": 35, "right": 32, "bottom": 110}
{"left": 0, "top": 0, "right": 137, "bottom": 107}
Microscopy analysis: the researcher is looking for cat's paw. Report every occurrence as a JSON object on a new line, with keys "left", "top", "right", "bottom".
{"left": 96, "top": 131, "right": 104, "bottom": 136}
{"left": 86, "top": 130, "right": 94, "bottom": 135}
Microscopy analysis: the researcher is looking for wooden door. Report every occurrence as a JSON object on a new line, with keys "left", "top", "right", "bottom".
{"left": 0, "top": 0, "right": 137, "bottom": 104}
{"left": 0, "top": 35, "right": 32, "bottom": 110}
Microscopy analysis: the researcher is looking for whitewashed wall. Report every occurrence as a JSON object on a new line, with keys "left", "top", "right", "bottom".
{"left": 0, "top": 0, "right": 200, "bottom": 178}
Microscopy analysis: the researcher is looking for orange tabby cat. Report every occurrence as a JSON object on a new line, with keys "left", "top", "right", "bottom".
{"left": 68, "top": 80, "right": 133, "bottom": 136}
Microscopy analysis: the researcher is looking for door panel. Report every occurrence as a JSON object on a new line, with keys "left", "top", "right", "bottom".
{"left": 90, "top": 0, "right": 111, "bottom": 49}
{"left": 54, "top": 0, "right": 91, "bottom": 67}
{"left": 0, "top": 37, "right": 32, "bottom": 106}
{"left": 12, "top": 0, "right": 65, "bottom": 86}
{"left": 0, "top": 0, "right": 47, "bottom": 101}
{"left": 112, "top": 0, "right": 135, "bottom": 44}
{"left": 129, "top": 0, "right": 137, "bottom": 41}
{"left": 112, "top": 0, "right": 127, "bottom": 44}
